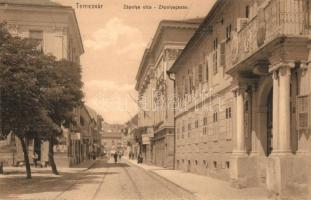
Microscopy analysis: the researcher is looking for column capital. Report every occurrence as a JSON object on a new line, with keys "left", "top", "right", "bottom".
{"left": 272, "top": 70, "right": 279, "bottom": 80}
{"left": 269, "top": 61, "right": 295, "bottom": 73}
{"left": 279, "top": 65, "right": 291, "bottom": 77}
{"left": 233, "top": 85, "right": 248, "bottom": 97}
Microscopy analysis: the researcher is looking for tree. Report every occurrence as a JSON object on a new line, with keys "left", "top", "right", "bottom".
{"left": 0, "top": 22, "right": 84, "bottom": 177}
{"left": 46, "top": 59, "right": 83, "bottom": 175}
{"left": 35, "top": 55, "right": 83, "bottom": 175}
{"left": 0, "top": 22, "right": 44, "bottom": 178}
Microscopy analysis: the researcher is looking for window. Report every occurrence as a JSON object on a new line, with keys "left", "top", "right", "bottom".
{"left": 213, "top": 161, "right": 217, "bottom": 168}
{"left": 203, "top": 117, "right": 208, "bottom": 126}
{"left": 213, "top": 38, "right": 218, "bottom": 50}
{"left": 195, "top": 120, "right": 199, "bottom": 128}
{"left": 213, "top": 38, "right": 218, "bottom": 75}
{"left": 188, "top": 122, "right": 192, "bottom": 131}
{"left": 203, "top": 160, "right": 208, "bottom": 168}
{"left": 203, "top": 116, "right": 208, "bottom": 135}
{"left": 205, "top": 62, "right": 209, "bottom": 82}
{"left": 245, "top": 5, "right": 250, "bottom": 18}
{"left": 198, "top": 64, "right": 203, "bottom": 83}
{"left": 213, "top": 112, "right": 218, "bottom": 122}
{"left": 29, "top": 30, "right": 43, "bottom": 51}
{"left": 226, "top": 107, "right": 232, "bottom": 119}
{"left": 195, "top": 160, "right": 198, "bottom": 165}
{"left": 226, "top": 161, "right": 230, "bottom": 169}
{"left": 226, "top": 24, "right": 232, "bottom": 40}
{"left": 297, "top": 95, "right": 310, "bottom": 129}
{"left": 80, "top": 116, "right": 85, "bottom": 126}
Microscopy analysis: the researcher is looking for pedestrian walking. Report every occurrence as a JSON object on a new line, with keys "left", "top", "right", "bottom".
{"left": 113, "top": 152, "right": 118, "bottom": 164}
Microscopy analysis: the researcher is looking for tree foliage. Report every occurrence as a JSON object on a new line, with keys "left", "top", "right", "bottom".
{"left": 0, "top": 22, "right": 84, "bottom": 177}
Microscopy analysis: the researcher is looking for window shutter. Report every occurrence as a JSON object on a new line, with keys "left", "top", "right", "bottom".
{"left": 213, "top": 51, "right": 217, "bottom": 74}
{"left": 205, "top": 61, "right": 209, "bottom": 82}
{"left": 219, "top": 41, "right": 226, "bottom": 67}
{"left": 296, "top": 95, "right": 310, "bottom": 130}
{"left": 198, "top": 64, "right": 203, "bottom": 83}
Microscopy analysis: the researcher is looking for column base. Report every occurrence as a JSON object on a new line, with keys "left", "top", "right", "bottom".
{"left": 270, "top": 150, "right": 292, "bottom": 156}
{"left": 230, "top": 155, "right": 257, "bottom": 189}
{"left": 232, "top": 150, "right": 248, "bottom": 156}
{"left": 266, "top": 154, "right": 310, "bottom": 200}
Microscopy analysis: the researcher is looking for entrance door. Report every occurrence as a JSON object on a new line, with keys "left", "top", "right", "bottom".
{"left": 266, "top": 90, "right": 273, "bottom": 156}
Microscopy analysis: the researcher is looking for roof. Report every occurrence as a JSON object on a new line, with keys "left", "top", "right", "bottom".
{"left": 169, "top": 0, "right": 224, "bottom": 73}
{"left": 84, "top": 105, "right": 100, "bottom": 122}
{"left": 0, "top": 0, "right": 62, "bottom": 7}
{"left": 0, "top": 0, "right": 84, "bottom": 54}
{"left": 135, "top": 18, "right": 203, "bottom": 90}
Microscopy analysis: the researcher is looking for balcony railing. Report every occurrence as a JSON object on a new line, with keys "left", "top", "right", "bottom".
{"left": 225, "top": 0, "right": 308, "bottom": 72}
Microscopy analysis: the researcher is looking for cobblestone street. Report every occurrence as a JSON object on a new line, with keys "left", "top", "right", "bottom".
{"left": 0, "top": 159, "right": 195, "bottom": 200}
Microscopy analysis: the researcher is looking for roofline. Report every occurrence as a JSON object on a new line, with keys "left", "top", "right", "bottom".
{"left": 168, "top": 0, "right": 224, "bottom": 73}
{"left": 135, "top": 19, "right": 202, "bottom": 91}
{"left": 0, "top": 2, "right": 84, "bottom": 54}
{"left": 149, "top": 19, "right": 202, "bottom": 57}
{"left": 135, "top": 48, "right": 150, "bottom": 91}
{"left": 69, "top": 7, "right": 84, "bottom": 54}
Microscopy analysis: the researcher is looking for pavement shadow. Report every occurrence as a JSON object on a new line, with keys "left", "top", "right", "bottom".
{"left": 91, "top": 161, "right": 130, "bottom": 169}
{"left": 0, "top": 160, "right": 119, "bottom": 200}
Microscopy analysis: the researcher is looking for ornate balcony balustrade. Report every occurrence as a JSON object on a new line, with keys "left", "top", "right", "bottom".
{"left": 225, "top": 0, "right": 309, "bottom": 72}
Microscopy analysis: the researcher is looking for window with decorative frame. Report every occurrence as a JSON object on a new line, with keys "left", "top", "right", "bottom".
{"left": 296, "top": 95, "right": 310, "bottom": 130}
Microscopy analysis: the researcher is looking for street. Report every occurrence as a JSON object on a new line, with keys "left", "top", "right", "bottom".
{"left": 0, "top": 159, "right": 196, "bottom": 200}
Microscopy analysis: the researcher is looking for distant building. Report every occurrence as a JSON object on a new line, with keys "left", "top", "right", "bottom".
{"left": 66, "top": 105, "right": 103, "bottom": 166}
{"left": 101, "top": 123, "right": 125, "bottom": 155}
{"left": 123, "top": 114, "right": 139, "bottom": 159}
{"left": 135, "top": 19, "right": 201, "bottom": 168}
{"left": 0, "top": 0, "right": 84, "bottom": 167}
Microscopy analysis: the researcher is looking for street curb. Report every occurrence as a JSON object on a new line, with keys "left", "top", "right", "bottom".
{"left": 124, "top": 159, "right": 197, "bottom": 198}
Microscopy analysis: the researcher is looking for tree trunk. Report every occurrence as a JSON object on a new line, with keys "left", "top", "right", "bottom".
{"left": 19, "top": 136, "right": 31, "bottom": 179}
{"left": 48, "top": 136, "right": 59, "bottom": 175}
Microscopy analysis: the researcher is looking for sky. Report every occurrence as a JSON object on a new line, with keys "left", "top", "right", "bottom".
{"left": 52, "top": 0, "right": 215, "bottom": 124}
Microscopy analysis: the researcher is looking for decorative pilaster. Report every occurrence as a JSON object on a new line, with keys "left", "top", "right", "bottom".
{"left": 272, "top": 70, "right": 279, "bottom": 153}
{"left": 277, "top": 66, "right": 292, "bottom": 154}
{"left": 270, "top": 62, "right": 294, "bottom": 155}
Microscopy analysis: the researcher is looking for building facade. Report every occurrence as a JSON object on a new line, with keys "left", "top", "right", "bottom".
{"left": 169, "top": 0, "right": 311, "bottom": 199}
{"left": 0, "top": 0, "right": 85, "bottom": 167}
{"left": 123, "top": 114, "right": 140, "bottom": 159}
{"left": 101, "top": 123, "right": 125, "bottom": 155}
{"left": 66, "top": 105, "right": 103, "bottom": 167}
{"left": 135, "top": 19, "right": 201, "bottom": 168}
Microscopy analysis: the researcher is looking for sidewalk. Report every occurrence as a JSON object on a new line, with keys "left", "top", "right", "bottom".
{"left": 1, "top": 159, "right": 97, "bottom": 175}
{"left": 125, "top": 158, "right": 269, "bottom": 200}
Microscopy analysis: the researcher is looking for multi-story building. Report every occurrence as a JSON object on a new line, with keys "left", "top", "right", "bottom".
{"left": 101, "top": 123, "right": 125, "bottom": 155}
{"left": 0, "top": 0, "right": 84, "bottom": 167}
{"left": 60, "top": 105, "right": 103, "bottom": 167}
{"left": 123, "top": 114, "right": 139, "bottom": 159}
{"left": 169, "top": 0, "right": 311, "bottom": 199}
{"left": 135, "top": 19, "right": 201, "bottom": 168}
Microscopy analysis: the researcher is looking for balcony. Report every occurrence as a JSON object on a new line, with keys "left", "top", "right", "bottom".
{"left": 225, "top": 0, "right": 309, "bottom": 74}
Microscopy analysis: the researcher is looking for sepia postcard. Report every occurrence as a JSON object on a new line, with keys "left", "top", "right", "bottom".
{"left": 0, "top": 0, "right": 310, "bottom": 199}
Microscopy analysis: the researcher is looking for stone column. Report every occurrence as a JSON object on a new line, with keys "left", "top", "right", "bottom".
{"left": 234, "top": 87, "right": 247, "bottom": 155}
{"left": 272, "top": 70, "right": 279, "bottom": 152}
{"left": 277, "top": 66, "right": 292, "bottom": 154}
